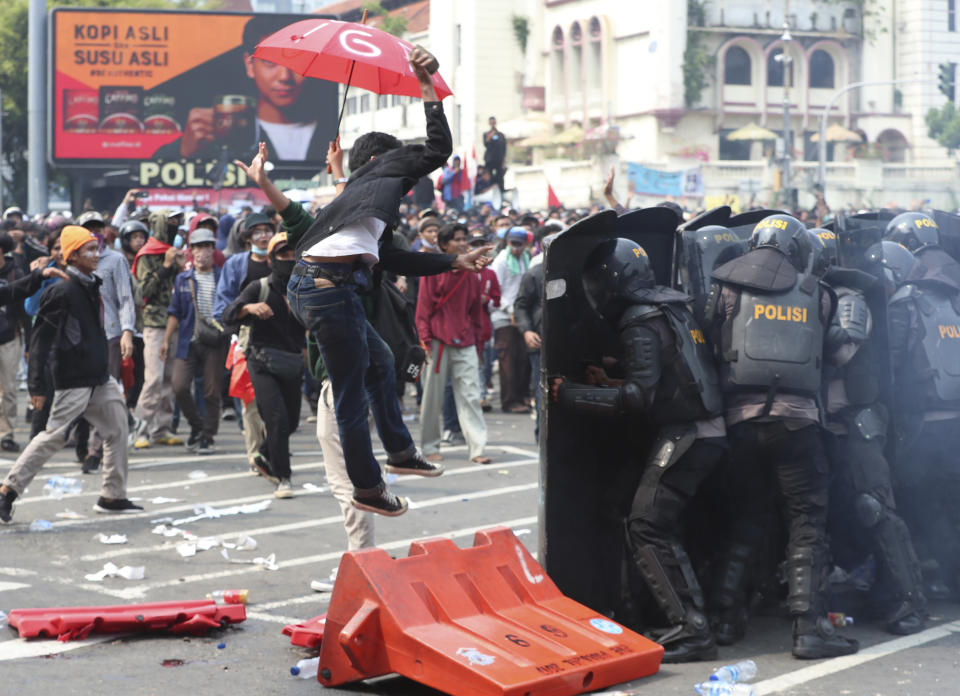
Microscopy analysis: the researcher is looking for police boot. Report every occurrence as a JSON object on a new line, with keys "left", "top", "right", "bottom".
{"left": 885, "top": 599, "right": 926, "bottom": 635}
{"left": 792, "top": 616, "right": 860, "bottom": 659}
{"left": 633, "top": 544, "right": 717, "bottom": 663}
{"left": 710, "top": 541, "right": 753, "bottom": 646}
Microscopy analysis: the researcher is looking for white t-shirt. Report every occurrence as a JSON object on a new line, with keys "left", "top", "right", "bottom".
{"left": 257, "top": 119, "right": 317, "bottom": 161}
{"left": 303, "top": 217, "right": 387, "bottom": 265}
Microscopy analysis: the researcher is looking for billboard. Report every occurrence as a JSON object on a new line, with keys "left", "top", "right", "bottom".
{"left": 50, "top": 8, "right": 338, "bottom": 175}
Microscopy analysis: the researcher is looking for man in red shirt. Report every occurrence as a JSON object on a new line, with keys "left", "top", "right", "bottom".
{"left": 416, "top": 223, "right": 490, "bottom": 464}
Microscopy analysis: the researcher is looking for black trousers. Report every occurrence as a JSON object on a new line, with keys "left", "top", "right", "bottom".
{"left": 172, "top": 342, "right": 227, "bottom": 439}
{"left": 494, "top": 325, "right": 530, "bottom": 411}
{"left": 247, "top": 355, "right": 302, "bottom": 480}
{"left": 720, "top": 420, "right": 831, "bottom": 616}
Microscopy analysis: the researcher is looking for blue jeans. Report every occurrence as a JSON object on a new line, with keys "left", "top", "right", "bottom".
{"left": 288, "top": 271, "right": 415, "bottom": 491}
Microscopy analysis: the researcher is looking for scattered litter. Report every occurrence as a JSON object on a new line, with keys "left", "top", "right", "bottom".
{"left": 291, "top": 656, "right": 320, "bottom": 678}
{"left": 217, "top": 642, "right": 226, "bottom": 649}
{"left": 42, "top": 476, "right": 83, "bottom": 499}
{"left": 162, "top": 659, "right": 184, "bottom": 667}
{"left": 29, "top": 520, "right": 52, "bottom": 532}
{"left": 497, "top": 469, "right": 510, "bottom": 475}
{"left": 172, "top": 500, "right": 271, "bottom": 526}
{"left": 84, "top": 562, "right": 146, "bottom": 582}
{"left": 187, "top": 471, "right": 208, "bottom": 479}
{"left": 221, "top": 549, "right": 278, "bottom": 570}
{"left": 310, "top": 580, "right": 334, "bottom": 592}
{"left": 384, "top": 473, "right": 399, "bottom": 484}
{"left": 207, "top": 589, "right": 248, "bottom": 605}
{"left": 150, "top": 497, "right": 181, "bottom": 504}
{"left": 176, "top": 543, "right": 197, "bottom": 558}
{"left": 152, "top": 524, "right": 196, "bottom": 540}
{"left": 0, "top": 610, "right": 7, "bottom": 627}
{"left": 512, "top": 528, "right": 532, "bottom": 537}
{"left": 222, "top": 536, "right": 256, "bottom": 551}
{"left": 56, "top": 509, "right": 86, "bottom": 520}
{"left": 95, "top": 533, "right": 128, "bottom": 545}
{"left": 301, "top": 482, "right": 323, "bottom": 491}
{"left": 151, "top": 517, "right": 174, "bottom": 524}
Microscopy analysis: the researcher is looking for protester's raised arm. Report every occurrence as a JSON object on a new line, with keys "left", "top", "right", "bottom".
{"left": 235, "top": 142, "right": 291, "bottom": 213}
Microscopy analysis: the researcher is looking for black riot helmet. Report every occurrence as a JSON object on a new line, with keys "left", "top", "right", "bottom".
{"left": 865, "top": 240, "right": 917, "bottom": 293}
{"left": 809, "top": 228, "right": 838, "bottom": 267}
{"left": 582, "top": 238, "right": 656, "bottom": 321}
{"left": 805, "top": 229, "right": 831, "bottom": 277}
{"left": 884, "top": 212, "right": 940, "bottom": 252}
{"left": 119, "top": 219, "right": 149, "bottom": 255}
{"left": 750, "top": 214, "right": 813, "bottom": 272}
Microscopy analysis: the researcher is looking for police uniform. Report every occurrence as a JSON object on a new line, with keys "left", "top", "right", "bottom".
{"left": 707, "top": 214, "right": 859, "bottom": 659}
{"left": 556, "top": 238, "right": 725, "bottom": 663}
{"left": 822, "top": 265, "right": 926, "bottom": 635}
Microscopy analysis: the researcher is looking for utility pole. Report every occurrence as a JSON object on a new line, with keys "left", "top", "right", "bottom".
{"left": 777, "top": 22, "right": 794, "bottom": 209}
{"left": 27, "top": 0, "right": 47, "bottom": 215}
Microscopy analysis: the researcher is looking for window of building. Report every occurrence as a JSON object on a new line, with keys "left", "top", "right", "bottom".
{"left": 360, "top": 94, "right": 370, "bottom": 112}
{"left": 391, "top": 94, "right": 403, "bottom": 107}
{"left": 589, "top": 16, "right": 601, "bottom": 38}
{"left": 767, "top": 48, "right": 794, "bottom": 87}
{"left": 951, "top": 0, "right": 957, "bottom": 31}
{"left": 551, "top": 26, "right": 565, "bottom": 107}
{"left": 719, "top": 128, "right": 753, "bottom": 160}
{"left": 724, "top": 46, "right": 751, "bottom": 85}
{"left": 456, "top": 24, "right": 462, "bottom": 66}
{"left": 378, "top": 94, "right": 389, "bottom": 109}
{"left": 809, "top": 50, "right": 835, "bottom": 88}
{"left": 345, "top": 96, "right": 357, "bottom": 115}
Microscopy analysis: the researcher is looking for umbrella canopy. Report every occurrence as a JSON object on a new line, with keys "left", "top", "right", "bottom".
{"left": 811, "top": 123, "right": 864, "bottom": 142}
{"left": 254, "top": 18, "right": 452, "bottom": 100}
{"left": 726, "top": 122, "right": 778, "bottom": 141}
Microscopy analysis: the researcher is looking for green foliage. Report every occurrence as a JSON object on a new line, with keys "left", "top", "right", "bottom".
{"left": 813, "top": 0, "right": 887, "bottom": 42}
{"left": 362, "top": 1, "right": 407, "bottom": 37}
{"left": 683, "top": 0, "right": 714, "bottom": 108}
{"left": 926, "top": 102, "right": 960, "bottom": 155}
{"left": 512, "top": 15, "right": 530, "bottom": 54}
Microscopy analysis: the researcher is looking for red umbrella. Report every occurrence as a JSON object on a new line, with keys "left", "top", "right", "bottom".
{"left": 253, "top": 18, "right": 453, "bottom": 101}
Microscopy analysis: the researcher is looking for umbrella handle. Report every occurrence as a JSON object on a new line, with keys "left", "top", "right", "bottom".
{"left": 327, "top": 9, "right": 369, "bottom": 174}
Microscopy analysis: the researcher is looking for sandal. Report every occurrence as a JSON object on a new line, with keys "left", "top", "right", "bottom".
{"left": 471, "top": 456, "right": 492, "bottom": 464}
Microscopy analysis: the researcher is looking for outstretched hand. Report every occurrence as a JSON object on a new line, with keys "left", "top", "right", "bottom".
{"left": 452, "top": 245, "right": 493, "bottom": 272}
{"left": 234, "top": 142, "right": 271, "bottom": 188}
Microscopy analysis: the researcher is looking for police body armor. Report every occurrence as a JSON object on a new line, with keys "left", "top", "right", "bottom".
{"left": 723, "top": 277, "right": 824, "bottom": 396}
{"left": 656, "top": 302, "right": 723, "bottom": 420}
{"left": 896, "top": 284, "right": 960, "bottom": 407}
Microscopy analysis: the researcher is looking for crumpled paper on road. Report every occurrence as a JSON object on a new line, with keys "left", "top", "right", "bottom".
{"left": 84, "top": 562, "right": 145, "bottom": 582}
{"left": 221, "top": 549, "right": 278, "bottom": 570}
{"left": 95, "top": 533, "right": 128, "bottom": 545}
{"left": 172, "top": 500, "right": 271, "bottom": 526}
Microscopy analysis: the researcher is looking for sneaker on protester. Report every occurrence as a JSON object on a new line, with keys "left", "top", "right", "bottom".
{"left": 352, "top": 484, "right": 409, "bottom": 516}
{"left": 385, "top": 451, "right": 444, "bottom": 477}
{"left": 274, "top": 479, "right": 294, "bottom": 499}
{"left": 93, "top": 497, "right": 144, "bottom": 514}
{"left": 197, "top": 436, "right": 216, "bottom": 455}
{"left": 185, "top": 428, "right": 201, "bottom": 453}
{"left": 152, "top": 432, "right": 184, "bottom": 446}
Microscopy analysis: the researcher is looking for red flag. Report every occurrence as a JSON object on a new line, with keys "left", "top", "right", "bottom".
{"left": 546, "top": 180, "right": 561, "bottom": 209}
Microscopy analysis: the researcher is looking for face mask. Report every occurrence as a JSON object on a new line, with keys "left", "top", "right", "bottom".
{"left": 113, "top": 238, "right": 122, "bottom": 251}
{"left": 251, "top": 245, "right": 269, "bottom": 257}
{"left": 192, "top": 248, "right": 214, "bottom": 268}
{"left": 173, "top": 234, "right": 184, "bottom": 250}
{"left": 271, "top": 259, "right": 295, "bottom": 281}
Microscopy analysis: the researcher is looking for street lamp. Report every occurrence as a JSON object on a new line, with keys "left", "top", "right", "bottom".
{"left": 774, "top": 24, "right": 794, "bottom": 207}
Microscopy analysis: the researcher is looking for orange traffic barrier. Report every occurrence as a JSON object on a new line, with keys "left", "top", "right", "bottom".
{"left": 282, "top": 613, "right": 326, "bottom": 648}
{"left": 318, "top": 526, "right": 663, "bottom": 695}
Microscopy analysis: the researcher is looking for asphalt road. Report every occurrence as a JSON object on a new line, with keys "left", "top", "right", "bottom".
{"left": 1, "top": 391, "right": 959, "bottom": 696}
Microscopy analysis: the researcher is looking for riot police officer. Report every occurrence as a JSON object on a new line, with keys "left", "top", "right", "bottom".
{"left": 883, "top": 237, "right": 960, "bottom": 599}
{"left": 551, "top": 238, "right": 726, "bottom": 663}
{"left": 821, "top": 235, "right": 927, "bottom": 635}
{"left": 707, "top": 214, "right": 859, "bottom": 659}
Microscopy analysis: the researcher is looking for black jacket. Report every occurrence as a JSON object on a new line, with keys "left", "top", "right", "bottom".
{"left": 514, "top": 263, "right": 543, "bottom": 336}
{"left": 293, "top": 101, "right": 456, "bottom": 278}
{"left": 223, "top": 275, "right": 305, "bottom": 355}
{"left": 28, "top": 270, "right": 109, "bottom": 394}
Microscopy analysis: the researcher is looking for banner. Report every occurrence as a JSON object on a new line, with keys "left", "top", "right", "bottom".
{"left": 50, "top": 8, "right": 337, "bottom": 172}
{"left": 626, "top": 163, "right": 704, "bottom": 198}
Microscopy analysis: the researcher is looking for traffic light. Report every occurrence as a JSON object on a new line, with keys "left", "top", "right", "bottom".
{"left": 939, "top": 62, "right": 956, "bottom": 102}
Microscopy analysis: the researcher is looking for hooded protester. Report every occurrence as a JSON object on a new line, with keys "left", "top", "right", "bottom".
{"left": 223, "top": 233, "right": 305, "bottom": 499}
{"left": 132, "top": 209, "right": 186, "bottom": 449}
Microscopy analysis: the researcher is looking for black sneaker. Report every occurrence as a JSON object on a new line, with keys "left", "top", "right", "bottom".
{"left": 93, "top": 497, "right": 144, "bottom": 514}
{"left": 251, "top": 454, "right": 279, "bottom": 484}
{"left": 81, "top": 454, "right": 101, "bottom": 474}
{"left": 1, "top": 438, "right": 20, "bottom": 453}
{"left": 352, "top": 486, "right": 409, "bottom": 517}
{"left": 792, "top": 617, "right": 859, "bottom": 659}
{"left": 222, "top": 408, "right": 236, "bottom": 422}
{"left": 385, "top": 452, "right": 445, "bottom": 477}
{"left": 198, "top": 436, "right": 216, "bottom": 455}
{"left": 185, "top": 428, "right": 201, "bottom": 453}
{"left": 0, "top": 488, "right": 17, "bottom": 523}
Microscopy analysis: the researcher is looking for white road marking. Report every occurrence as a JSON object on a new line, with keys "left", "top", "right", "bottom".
{"left": 0, "top": 581, "right": 30, "bottom": 592}
{"left": 92, "top": 515, "right": 539, "bottom": 600}
{"left": 0, "top": 635, "right": 117, "bottom": 661}
{"left": 0, "top": 568, "right": 38, "bottom": 577}
{"left": 753, "top": 619, "right": 960, "bottom": 695}
{"left": 255, "top": 594, "right": 329, "bottom": 611}
{"left": 245, "top": 611, "right": 305, "bottom": 625}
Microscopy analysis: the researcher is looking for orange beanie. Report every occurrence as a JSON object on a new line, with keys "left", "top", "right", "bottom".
{"left": 60, "top": 225, "right": 99, "bottom": 262}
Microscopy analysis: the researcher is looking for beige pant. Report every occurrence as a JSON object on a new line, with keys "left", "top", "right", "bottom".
{"left": 136, "top": 327, "right": 175, "bottom": 439}
{"left": 318, "top": 381, "right": 374, "bottom": 550}
{"left": 420, "top": 343, "right": 487, "bottom": 460}
{"left": 0, "top": 337, "right": 20, "bottom": 441}
{"left": 242, "top": 398, "right": 266, "bottom": 465}
{"left": 3, "top": 379, "right": 128, "bottom": 498}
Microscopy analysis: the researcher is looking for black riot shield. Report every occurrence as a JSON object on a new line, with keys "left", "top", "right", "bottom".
{"left": 540, "top": 210, "right": 658, "bottom": 616}
{"left": 727, "top": 209, "right": 785, "bottom": 238}
{"left": 931, "top": 209, "right": 960, "bottom": 263}
{"left": 836, "top": 212, "right": 888, "bottom": 272}
{"left": 680, "top": 206, "right": 732, "bottom": 232}
{"left": 615, "top": 206, "right": 679, "bottom": 287}
{"left": 678, "top": 225, "right": 745, "bottom": 325}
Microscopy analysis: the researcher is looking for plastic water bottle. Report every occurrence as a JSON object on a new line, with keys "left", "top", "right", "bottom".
{"left": 710, "top": 659, "right": 758, "bottom": 683}
{"left": 42, "top": 476, "right": 83, "bottom": 499}
{"left": 694, "top": 683, "right": 755, "bottom": 696}
{"left": 206, "top": 589, "right": 249, "bottom": 605}
{"left": 29, "top": 519, "right": 53, "bottom": 532}
{"left": 290, "top": 656, "right": 320, "bottom": 678}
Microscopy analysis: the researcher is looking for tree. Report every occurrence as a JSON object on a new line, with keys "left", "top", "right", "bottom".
{"left": 926, "top": 102, "right": 960, "bottom": 155}
{"left": 362, "top": 1, "right": 407, "bottom": 37}
{"left": 0, "top": 0, "right": 220, "bottom": 210}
